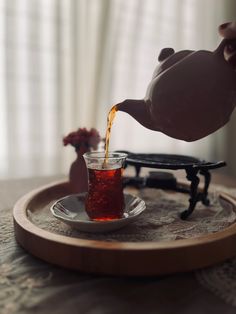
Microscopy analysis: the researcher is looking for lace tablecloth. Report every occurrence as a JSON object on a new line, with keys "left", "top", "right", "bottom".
{"left": 1, "top": 175, "right": 236, "bottom": 314}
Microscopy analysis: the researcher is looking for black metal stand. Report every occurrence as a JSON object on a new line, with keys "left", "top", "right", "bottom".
{"left": 120, "top": 151, "right": 226, "bottom": 220}
{"left": 180, "top": 168, "right": 211, "bottom": 220}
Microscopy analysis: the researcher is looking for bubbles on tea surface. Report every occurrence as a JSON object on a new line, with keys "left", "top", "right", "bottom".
{"left": 87, "top": 163, "right": 120, "bottom": 171}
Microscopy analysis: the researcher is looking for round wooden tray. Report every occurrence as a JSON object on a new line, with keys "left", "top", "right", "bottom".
{"left": 13, "top": 180, "right": 236, "bottom": 276}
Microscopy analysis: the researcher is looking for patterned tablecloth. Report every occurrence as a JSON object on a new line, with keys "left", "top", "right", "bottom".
{"left": 1, "top": 175, "right": 236, "bottom": 314}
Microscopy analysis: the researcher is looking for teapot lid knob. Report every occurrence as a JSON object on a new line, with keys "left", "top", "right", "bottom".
{"left": 158, "top": 48, "right": 175, "bottom": 61}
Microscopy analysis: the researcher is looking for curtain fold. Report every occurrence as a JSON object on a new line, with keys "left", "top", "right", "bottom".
{"left": 0, "top": 0, "right": 234, "bottom": 178}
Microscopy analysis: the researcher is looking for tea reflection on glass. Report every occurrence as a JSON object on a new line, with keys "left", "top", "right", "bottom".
{"left": 83, "top": 152, "right": 127, "bottom": 221}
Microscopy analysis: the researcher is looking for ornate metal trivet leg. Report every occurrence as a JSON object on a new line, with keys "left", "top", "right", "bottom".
{"left": 199, "top": 169, "right": 211, "bottom": 206}
{"left": 180, "top": 169, "right": 200, "bottom": 220}
{"left": 134, "top": 165, "right": 141, "bottom": 177}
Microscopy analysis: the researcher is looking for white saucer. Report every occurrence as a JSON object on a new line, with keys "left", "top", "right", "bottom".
{"left": 50, "top": 193, "right": 146, "bottom": 233}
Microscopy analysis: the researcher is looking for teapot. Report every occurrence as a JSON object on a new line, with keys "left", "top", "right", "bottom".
{"left": 116, "top": 39, "right": 236, "bottom": 141}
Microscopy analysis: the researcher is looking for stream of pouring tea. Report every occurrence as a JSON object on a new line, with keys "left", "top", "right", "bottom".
{"left": 104, "top": 105, "right": 117, "bottom": 162}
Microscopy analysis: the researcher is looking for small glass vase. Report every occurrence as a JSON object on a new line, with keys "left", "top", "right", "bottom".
{"left": 69, "top": 146, "right": 89, "bottom": 193}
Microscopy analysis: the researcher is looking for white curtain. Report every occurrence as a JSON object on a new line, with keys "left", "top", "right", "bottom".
{"left": 0, "top": 0, "right": 234, "bottom": 179}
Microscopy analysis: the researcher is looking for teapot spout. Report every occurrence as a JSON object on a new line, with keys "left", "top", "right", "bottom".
{"left": 116, "top": 99, "right": 158, "bottom": 131}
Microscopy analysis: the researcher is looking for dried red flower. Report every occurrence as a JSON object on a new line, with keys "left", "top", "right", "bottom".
{"left": 63, "top": 127, "right": 101, "bottom": 150}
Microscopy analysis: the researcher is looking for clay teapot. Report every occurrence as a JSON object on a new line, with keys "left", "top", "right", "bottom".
{"left": 116, "top": 39, "right": 236, "bottom": 141}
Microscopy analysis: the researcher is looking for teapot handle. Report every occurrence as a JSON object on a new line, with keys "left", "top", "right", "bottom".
{"left": 215, "top": 38, "right": 236, "bottom": 58}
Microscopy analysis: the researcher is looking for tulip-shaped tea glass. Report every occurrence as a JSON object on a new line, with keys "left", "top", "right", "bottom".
{"left": 83, "top": 152, "right": 127, "bottom": 221}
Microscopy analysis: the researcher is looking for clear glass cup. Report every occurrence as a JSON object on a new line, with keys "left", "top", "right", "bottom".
{"left": 83, "top": 152, "right": 127, "bottom": 221}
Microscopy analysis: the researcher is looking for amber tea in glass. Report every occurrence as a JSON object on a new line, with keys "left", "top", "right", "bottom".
{"left": 83, "top": 152, "right": 127, "bottom": 221}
